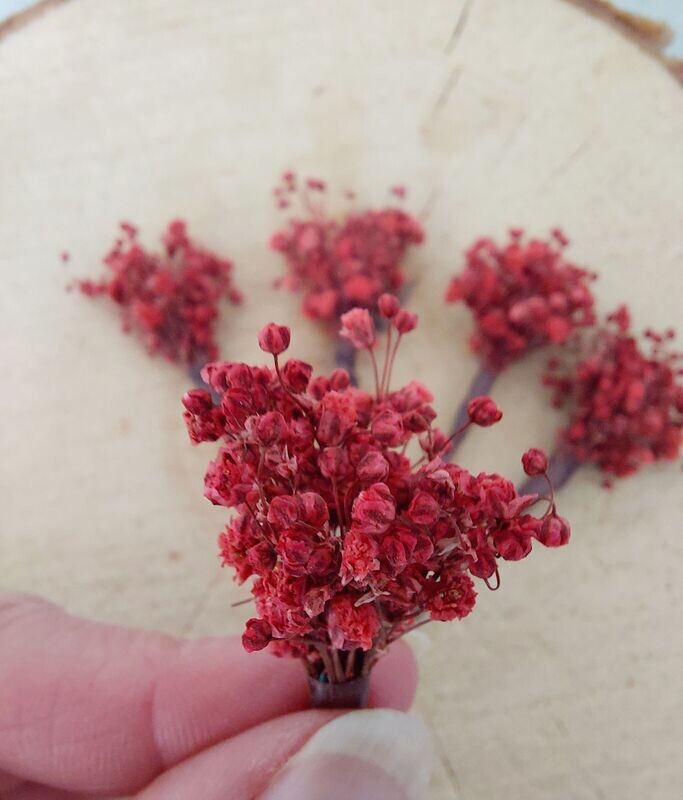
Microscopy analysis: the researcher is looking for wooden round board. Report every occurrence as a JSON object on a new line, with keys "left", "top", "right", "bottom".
{"left": 1, "top": 1, "right": 682, "bottom": 797}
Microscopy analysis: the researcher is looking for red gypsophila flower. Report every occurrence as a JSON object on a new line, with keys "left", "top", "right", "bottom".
{"left": 76, "top": 221, "right": 241, "bottom": 367}
{"left": 183, "top": 296, "right": 570, "bottom": 703}
{"left": 445, "top": 229, "right": 597, "bottom": 371}
{"left": 543, "top": 305, "right": 683, "bottom": 481}
{"left": 270, "top": 172, "right": 424, "bottom": 323}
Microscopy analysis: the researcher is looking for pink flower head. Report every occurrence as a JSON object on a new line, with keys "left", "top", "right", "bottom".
{"left": 352, "top": 483, "right": 396, "bottom": 534}
{"left": 242, "top": 618, "right": 272, "bottom": 652}
{"left": 378, "top": 293, "right": 401, "bottom": 319}
{"left": 340, "top": 308, "right": 376, "bottom": 350}
{"left": 258, "top": 322, "right": 291, "bottom": 355}
{"left": 446, "top": 229, "right": 596, "bottom": 371}
{"left": 185, "top": 298, "right": 569, "bottom": 678}
{"left": 76, "top": 221, "right": 240, "bottom": 366}
{"left": 544, "top": 307, "right": 682, "bottom": 479}
{"left": 467, "top": 395, "right": 503, "bottom": 427}
{"left": 537, "top": 515, "right": 571, "bottom": 547}
{"left": 328, "top": 595, "right": 381, "bottom": 651}
{"left": 271, "top": 173, "right": 424, "bottom": 325}
{"left": 394, "top": 309, "right": 418, "bottom": 334}
{"left": 522, "top": 447, "right": 549, "bottom": 476}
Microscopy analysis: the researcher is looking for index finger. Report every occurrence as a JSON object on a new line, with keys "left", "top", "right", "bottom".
{"left": 0, "top": 594, "right": 417, "bottom": 796}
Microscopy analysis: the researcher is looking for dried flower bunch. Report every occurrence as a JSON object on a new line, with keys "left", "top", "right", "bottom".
{"left": 183, "top": 296, "right": 569, "bottom": 706}
{"left": 77, "top": 221, "right": 241, "bottom": 368}
{"left": 539, "top": 305, "right": 683, "bottom": 487}
{"left": 443, "top": 229, "right": 598, "bottom": 451}
{"left": 446, "top": 229, "right": 597, "bottom": 371}
{"left": 271, "top": 173, "right": 423, "bottom": 322}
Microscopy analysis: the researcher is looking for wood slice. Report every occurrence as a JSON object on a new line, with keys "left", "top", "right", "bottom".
{"left": 1, "top": 1, "right": 681, "bottom": 797}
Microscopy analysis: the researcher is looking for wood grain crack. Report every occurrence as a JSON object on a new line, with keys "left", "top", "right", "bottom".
{"left": 422, "top": 65, "right": 462, "bottom": 134}
{"left": 420, "top": 186, "right": 441, "bottom": 221}
{"left": 446, "top": 0, "right": 475, "bottom": 54}
{"left": 539, "top": 139, "right": 590, "bottom": 190}
{"left": 435, "top": 729, "right": 463, "bottom": 798}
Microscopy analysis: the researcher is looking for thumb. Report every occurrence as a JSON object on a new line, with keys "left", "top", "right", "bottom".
{"left": 259, "top": 709, "right": 432, "bottom": 800}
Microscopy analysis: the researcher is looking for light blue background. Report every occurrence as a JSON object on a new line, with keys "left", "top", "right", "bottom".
{"left": 616, "top": 0, "right": 683, "bottom": 55}
{"left": 1, "top": 0, "right": 682, "bottom": 56}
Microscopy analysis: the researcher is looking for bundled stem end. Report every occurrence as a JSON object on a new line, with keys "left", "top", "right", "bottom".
{"left": 308, "top": 675, "right": 370, "bottom": 709}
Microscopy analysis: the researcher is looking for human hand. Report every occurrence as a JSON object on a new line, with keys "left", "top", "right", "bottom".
{"left": 0, "top": 594, "right": 431, "bottom": 799}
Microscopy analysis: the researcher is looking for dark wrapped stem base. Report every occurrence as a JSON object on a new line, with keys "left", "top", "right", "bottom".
{"left": 308, "top": 675, "right": 370, "bottom": 709}
{"left": 334, "top": 336, "right": 358, "bottom": 386}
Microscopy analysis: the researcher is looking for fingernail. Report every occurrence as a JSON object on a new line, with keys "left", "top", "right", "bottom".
{"left": 261, "top": 709, "right": 432, "bottom": 800}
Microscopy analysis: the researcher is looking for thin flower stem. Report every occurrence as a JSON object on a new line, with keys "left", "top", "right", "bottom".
{"left": 345, "top": 649, "right": 358, "bottom": 679}
{"left": 518, "top": 447, "right": 581, "bottom": 496}
{"left": 361, "top": 647, "right": 378, "bottom": 677}
{"left": 446, "top": 364, "right": 498, "bottom": 457}
{"left": 438, "top": 420, "right": 472, "bottom": 459}
{"left": 331, "top": 475, "right": 346, "bottom": 537}
{"left": 379, "top": 324, "right": 393, "bottom": 397}
{"left": 331, "top": 647, "right": 344, "bottom": 683}
{"left": 484, "top": 568, "right": 501, "bottom": 591}
{"left": 313, "top": 643, "right": 337, "bottom": 683}
{"left": 368, "top": 346, "right": 382, "bottom": 398}
{"left": 388, "top": 617, "right": 432, "bottom": 644}
{"left": 384, "top": 333, "right": 403, "bottom": 396}
{"left": 230, "top": 597, "right": 253, "bottom": 608}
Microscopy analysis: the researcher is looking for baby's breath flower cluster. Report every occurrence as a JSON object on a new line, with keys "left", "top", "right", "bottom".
{"left": 183, "top": 296, "right": 569, "bottom": 684}
{"left": 446, "top": 229, "right": 596, "bottom": 371}
{"left": 543, "top": 306, "right": 683, "bottom": 482}
{"left": 271, "top": 173, "right": 424, "bottom": 323}
{"left": 78, "top": 221, "right": 241, "bottom": 367}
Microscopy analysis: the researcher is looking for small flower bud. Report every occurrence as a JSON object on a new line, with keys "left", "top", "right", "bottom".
{"left": 254, "top": 411, "right": 288, "bottom": 446}
{"left": 370, "top": 409, "right": 404, "bottom": 446}
{"left": 258, "top": 322, "right": 291, "bottom": 355}
{"left": 494, "top": 530, "right": 532, "bottom": 561}
{"left": 467, "top": 396, "right": 503, "bottom": 427}
{"left": 378, "top": 293, "right": 401, "bottom": 319}
{"left": 352, "top": 483, "right": 396, "bottom": 534}
{"left": 356, "top": 451, "right": 390, "bottom": 483}
{"left": 281, "top": 358, "right": 313, "bottom": 393}
{"left": 267, "top": 495, "right": 299, "bottom": 528}
{"left": 522, "top": 447, "right": 548, "bottom": 476}
{"left": 407, "top": 491, "right": 440, "bottom": 525}
{"left": 538, "top": 515, "right": 571, "bottom": 547}
{"left": 340, "top": 308, "right": 376, "bottom": 349}
{"left": 319, "top": 446, "right": 351, "bottom": 478}
{"left": 182, "top": 388, "right": 213, "bottom": 415}
{"left": 329, "top": 368, "right": 351, "bottom": 391}
{"left": 242, "top": 618, "right": 272, "bottom": 652}
{"left": 394, "top": 309, "right": 418, "bottom": 334}
{"left": 298, "top": 492, "right": 329, "bottom": 527}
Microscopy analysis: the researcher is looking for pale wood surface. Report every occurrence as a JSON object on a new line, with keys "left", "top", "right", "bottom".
{"left": 1, "top": 1, "right": 682, "bottom": 797}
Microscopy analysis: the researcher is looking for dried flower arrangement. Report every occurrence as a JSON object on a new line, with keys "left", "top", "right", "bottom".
{"left": 76, "top": 220, "right": 241, "bottom": 385}
{"left": 70, "top": 174, "right": 682, "bottom": 714}
{"left": 445, "top": 229, "right": 597, "bottom": 451}
{"left": 182, "top": 297, "right": 569, "bottom": 708}
{"left": 270, "top": 173, "right": 424, "bottom": 383}
{"left": 522, "top": 305, "right": 683, "bottom": 494}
